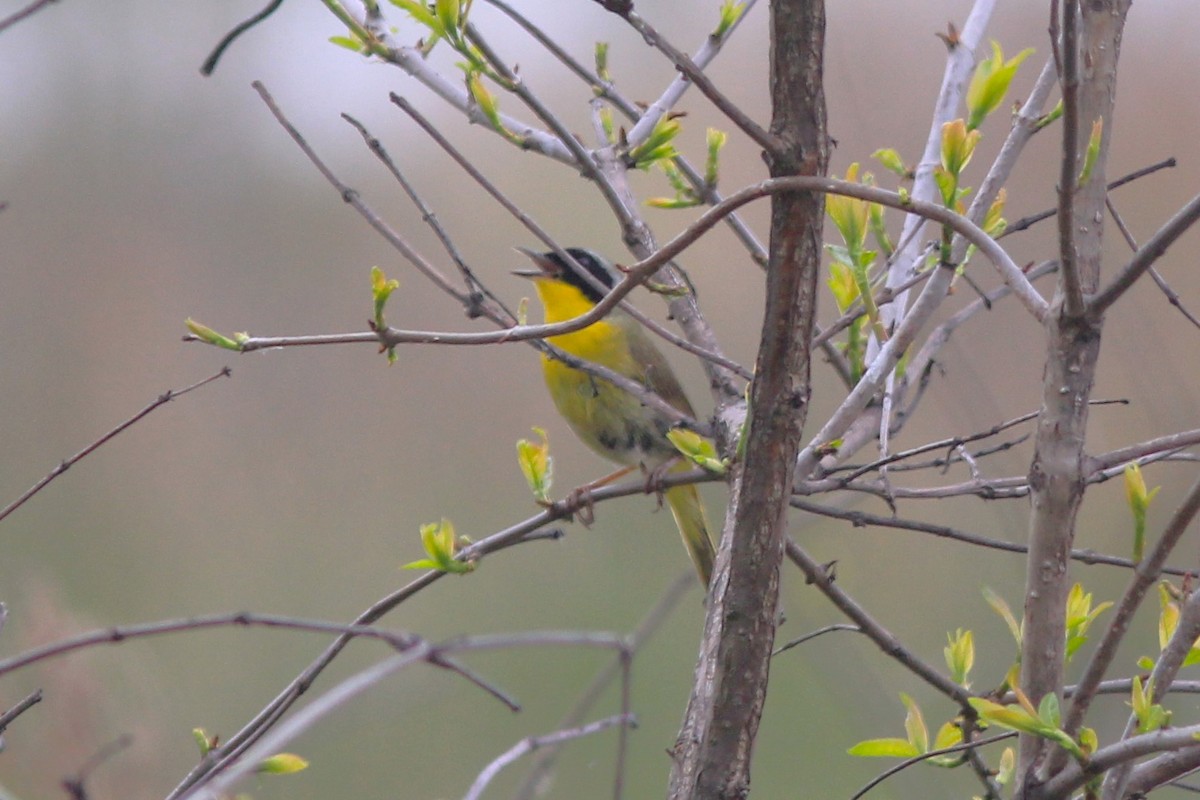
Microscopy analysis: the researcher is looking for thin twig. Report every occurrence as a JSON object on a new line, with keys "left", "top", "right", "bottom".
{"left": 1000, "top": 156, "right": 1176, "bottom": 238}
{"left": 0, "top": 689, "right": 42, "bottom": 735}
{"left": 0, "top": 0, "right": 59, "bottom": 35}
{"left": 63, "top": 734, "right": 134, "bottom": 800}
{"left": 165, "top": 466, "right": 718, "bottom": 798}
{"left": 772, "top": 624, "right": 860, "bottom": 656}
{"left": 848, "top": 732, "right": 1015, "bottom": 800}
{"left": 513, "top": 570, "right": 695, "bottom": 800}
{"left": 0, "top": 367, "right": 231, "bottom": 525}
{"left": 790, "top": 497, "right": 1193, "bottom": 576}
{"left": 1091, "top": 191, "right": 1200, "bottom": 316}
{"left": 185, "top": 631, "right": 632, "bottom": 800}
{"left": 463, "top": 714, "right": 636, "bottom": 800}
{"left": 341, "top": 113, "right": 513, "bottom": 321}
{"left": 0, "top": 612, "right": 408, "bottom": 675}
{"left": 250, "top": 82, "right": 710, "bottom": 429}
{"left": 1106, "top": 196, "right": 1200, "bottom": 330}
{"left": 784, "top": 538, "right": 969, "bottom": 704}
{"left": 596, "top": 4, "right": 778, "bottom": 154}
{"left": 199, "top": 0, "right": 285, "bottom": 75}
{"left": 388, "top": 91, "right": 753, "bottom": 383}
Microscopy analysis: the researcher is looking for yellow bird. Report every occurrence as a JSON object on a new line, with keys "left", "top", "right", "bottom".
{"left": 515, "top": 247, "right": 717, "bottom": 586}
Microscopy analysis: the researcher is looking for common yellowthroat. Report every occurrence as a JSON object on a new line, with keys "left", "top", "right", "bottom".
{"left": 516, "top": 247, "right": 717, "bottom": 587}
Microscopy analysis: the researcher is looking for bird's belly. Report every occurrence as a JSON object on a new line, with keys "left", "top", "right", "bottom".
{"left": 542, "top": 357, "right": 675, "bottom": 467}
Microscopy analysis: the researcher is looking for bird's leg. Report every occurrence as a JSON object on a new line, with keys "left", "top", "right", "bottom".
{"left": 565, "top": 464, "right": 638, "bottom": 526}
{"left": 642, "top": 456, "right": 683, "bottom": 509}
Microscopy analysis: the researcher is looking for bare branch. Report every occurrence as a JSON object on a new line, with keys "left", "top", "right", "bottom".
{"left": 185, "top": 631, "right": 632, "bottom": 800}
{"left": 669, "top": 3, "right": 828, "bottom": 793}
{"left": 463, "top": 715, "right": 636, "bottom": 800}
{"left": 166, "top": 468, "right": 716, "bottom": 798}
{"left": 199, "top": 0, "right": 284, "bottom": 75}
{"left": 1000, "top": 156, "right": 1176, "bottom": 239}
{"left": 0, "top": 612, "right": 415, "bottom": 678}
{"left": 0, "top": 689, "right": 42, "bottom": 736}
{"left": 0, "top": 0, "right": 61, "bottom": 35}
{"left": 772, "top": 623, "right": 860, "bottom": 656}
{"left": 1034, "top": 724, "right": 1200, "bottom": 800}
{"left": 1106, "top": 196, "right": 1200, "bottom": 331}
{"left": 788, "top": 498, "right": 1195, "bottom": 577}
{"left": 513, "top": 571, "right": 696, "bottom": 800}
{"left": 1125, "top": 746, "right": 1200, "bottom": 798}
{"left": 1090, "top": 191, "right": 1200, "bottom": 316}
{"left": 0, "top": 367, "right": 231, "bottom": 526}
{"left": 784, "top": 538, "right": 970, "bottom": 704}
{"left": 596, "top": 3, "right": 778, "bottom": 154}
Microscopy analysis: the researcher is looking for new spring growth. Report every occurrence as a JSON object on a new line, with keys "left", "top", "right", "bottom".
{"left": 847, "top": 693, "right": 962, "bottom": 766}
{"left": 1141, "top": 582, "right": 1200, "bottom": 672}
{"left": 517, "top": 427, "right": 553, "bottom": 504}
{"left": 966, "top": 40, "right": 1034, "bottom": 131}
{"left": 628, "top": 115, "right": 682, "bottom": 170}
{"left": 666, "top": 428, "right": 726, "bottom": 475}
{"left": 944, "top": 628, "right": 974, "bottom": 687}
{"left": 370, "top": 266, "right": 400, "bottom": 364}
{"left": 1064, "top": 582, "right": 1111, "bottom": 663}
{"left": 1130, "top": 676, "right": 1171, "bottom": 734}
{"left": 257, "top": 753, "right": 310, "bottom": 775}
{"left": 1124, "top": 462, "right": 1160, "bottom": 562}
{"left": 403, "top": 519, "right": 475, "bottom": 574}
{"left": 186, "top": 319, "right": 248, "bottom": 352}
{"left": 968, "top": 693, "right": 1087, "bottom": 763}
{"left": 714, "top": 1, "right": 746, "bottom": 38}
{"left": 826, "top": 163, "right": 887, "bottom": 353}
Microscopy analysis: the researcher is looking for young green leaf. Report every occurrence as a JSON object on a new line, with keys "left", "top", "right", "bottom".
{"left": 628, "top": 117, "right": 682, "bottom": 170}
{"left": 983, "top": 586, "right": 1023, "bottom": 646}
{"left": 257, "top": 753, "right": 310, "bottom": 775}
{"left": 704, "top": 127, "right": 727, "bottom": 186}
{"left": 402, "top": 518, "right": 475, "bottom": 574}
{"left": 1064, "top": 582, "right": 1112, "bottom": 662}
{"left": 371, "top": 266, "right": 400, "bottom": 327}
{"left": 940, "top": 119, "right": 981, "bottom": 178}
{"left": 186, "top": 319, "right": 245, "bottom": 351}
{"left": 996, "top": 747, "right": 1015, "bottom": 785}
{"left": 901, "top": 693, "right": 929, "bottom": 754}
{"left": 193, "top": 728, "right": 214, "bottom": 756}
{"left": 714, "top": 0, "right": 746, "bottom": 38}
{"left": 871, "top": 147, "right": 911, "bottom": 179}
{"left": 329, "top": 35, "right": 367, "bottom": 53}
{"left": 516, "top": 427, "right": 553, "bottom": 503}
{"left": 944, "top": 628, "right": 975, "bottom": 687}
{"left": 966, "top": 40, "right": 1034, "bottom": 130}
{"left": 667, "top": 428, "right": 727, "bottom": 475}
{"left": 847, "top": 738, "right": 921, "bottom": 758}
{"left": 827, "top": 163, "right": 869, "bottom": 251}
{"left": 1124, "top": 462, "right": 1160, "bottom": 562}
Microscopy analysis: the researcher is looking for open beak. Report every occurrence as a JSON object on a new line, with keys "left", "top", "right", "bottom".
{"left": 512, "top": 246, "right": 558, "bottom": 279}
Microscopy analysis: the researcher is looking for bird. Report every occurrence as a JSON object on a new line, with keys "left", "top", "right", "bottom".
{"left": 514, "top": 246, "right": 717, "bottom": 587}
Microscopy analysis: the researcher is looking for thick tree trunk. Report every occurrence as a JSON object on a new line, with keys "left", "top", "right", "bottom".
{"left": 666, "top": 1, "right": 828, "bottom": 797}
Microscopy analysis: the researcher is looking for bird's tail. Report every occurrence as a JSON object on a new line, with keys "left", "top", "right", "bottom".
{"left": 664, "top": 480, "right": 717, "bottom": 588}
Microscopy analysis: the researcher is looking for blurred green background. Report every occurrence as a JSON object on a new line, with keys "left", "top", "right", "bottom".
{"left": 3, "top": 1, "right": 1200, "bottom": 797}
